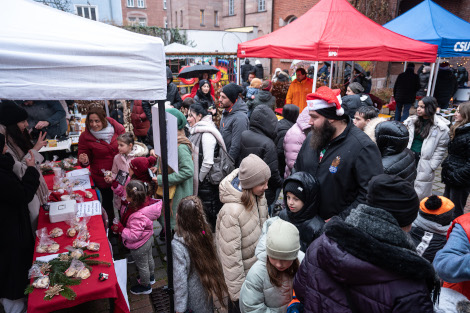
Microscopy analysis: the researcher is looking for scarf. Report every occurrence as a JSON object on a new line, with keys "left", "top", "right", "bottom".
{"left": 90, "top": 123, "right": 115, "bottom": 144}
{"left": 412, "top": 214, "right": 450, "bottom": 236}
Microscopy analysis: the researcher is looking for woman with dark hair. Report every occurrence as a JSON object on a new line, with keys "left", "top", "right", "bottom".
{"left": 404, "top": 96, "right": 450, "bottom": 200}
{"left": 187, "top": 102, "right": 225, "bottom": 230}
{"left": 275, "top": 104, "right": 299, "bottom": 178}
{"left": 193, "top": 79, "right": 215, "bottom": 110}
{"left": 0, "top": 101, "right": 48, "bottom": 231}
{"left": 190, "top": 73, "right": 215, "bottom": 98}
{"left": 0, "top": 133, "right": 40, "bottom": 313}
{"left": 441, "top": 102, "right": 470, "bottom": 217}
{"left": 78, "top": 107, "right": 125, "bottom": 220}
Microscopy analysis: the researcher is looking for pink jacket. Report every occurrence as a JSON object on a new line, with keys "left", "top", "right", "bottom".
{"left": 121, "top": 198, "right": 162, "bottom": 250}
{"left": 283, "top": 107, "right": 311, "bottom": 178}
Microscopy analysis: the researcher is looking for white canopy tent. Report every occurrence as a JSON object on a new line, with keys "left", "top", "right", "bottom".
{"left": 0, "top": 0, "right": 166, "bottom": 100}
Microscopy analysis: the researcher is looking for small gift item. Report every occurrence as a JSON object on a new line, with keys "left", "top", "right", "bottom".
{"left": 29, "top": 263, "right": 50, "bottom": 289}
{"left": 102, "top": 169, "right": 113, "bottom": 178}
{"left": 36, "top": 245, "right": 48, "bottom": 253}
{"left": 47, "top": 243, "right": 60, "bottom": 253}
{"left": 66, "top": 228, "right": 77, "bottom": 237}
{"left": 36, "top": 228, "right": 59, "bottom": 254}
{"left": 98, "top": 273, "right": 109, "bottom": 281}
{"left": 66, "top": 246, "right": 84, "bottom": 259}
{"left": 85, "top": 191, "right": 93, "bottom": 199}
{"left": 49, "top": 227, "right": 63, "bottom": 238}
{"left": 76, "top": 268, "right": 91, "bottom": 279}
{"left": 65, "top": 259, "right": 85, "bottom": 277}
{"left": 87, "top": 242, "right": 100, "bottom": 251}
{"left": 73, "top": 239, "right": 88, "bottom": 249}
{"left": 32, "top": 276, "right": 50, "bottom": 289}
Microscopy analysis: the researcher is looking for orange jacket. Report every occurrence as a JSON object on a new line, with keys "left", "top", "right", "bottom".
{"left": 286, "top": 78, "right": 314, "bottom": 111}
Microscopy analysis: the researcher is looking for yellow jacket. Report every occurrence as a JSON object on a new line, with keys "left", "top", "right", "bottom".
{"left": 286, "top": 78, "right": 314, "bottom": 111}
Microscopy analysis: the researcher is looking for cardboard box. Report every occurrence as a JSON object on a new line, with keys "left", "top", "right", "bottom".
{"left": 47, "top": 139, "right": 57, "bottom": 147}
{"left": 49, "top": 200, "right": 77, "bottom": 223}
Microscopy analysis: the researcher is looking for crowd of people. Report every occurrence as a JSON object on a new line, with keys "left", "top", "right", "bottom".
{"left": 1, "top": 60, "right": 470, "bottom": 313}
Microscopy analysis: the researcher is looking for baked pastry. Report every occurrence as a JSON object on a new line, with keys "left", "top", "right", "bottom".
{"left": 67, "top": 227, "right": 77, "bottom": 237}
{"left": 65, "top": 267, "right": 77, "bottom": 277}
{"left": 76, "top": 268, "right": 91, "bottom": 279}
{"left": 85, "top": 191, "right": 93, "bottom": 199}
{"left": 71, "top": 249, "right": 83, "bottom": 259}
{"left": 87, "top": 242, "right": 100, "bottom": 251}
{"left": 49, "top": 227, "right": 63, "bottom": 238}
{"left": 36, "top": 245, "right": 48, "bottom": 253}
{"left": 47, "top": 243, "right": 60, "bottom": 253}
{"left": 32, "top": 276, "right": 50, "bottom": 289}
{"left": 73, "top": 239, "right": 87, "bottom": 249}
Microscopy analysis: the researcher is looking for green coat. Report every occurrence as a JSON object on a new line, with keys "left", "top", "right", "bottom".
{"left": 157, "top": 144, "right": 194, "bottom": 229}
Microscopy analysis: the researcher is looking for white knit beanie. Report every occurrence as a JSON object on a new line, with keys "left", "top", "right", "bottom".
{"left": 266, "top": 219, "right": 300, "bottom": 261}
{"left": 239, "top": 154, "right": 271, "bottom": 189}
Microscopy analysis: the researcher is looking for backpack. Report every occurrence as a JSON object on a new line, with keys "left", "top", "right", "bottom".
{"left": 207, "top": 142, "right": 235, "bottom": 185}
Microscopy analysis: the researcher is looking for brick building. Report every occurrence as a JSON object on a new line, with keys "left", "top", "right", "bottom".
{"left": 121, "top": 0, "right": 165, "bottom": 26}
{"left": 168, "top": 0, "right": 223, "bottom": 30}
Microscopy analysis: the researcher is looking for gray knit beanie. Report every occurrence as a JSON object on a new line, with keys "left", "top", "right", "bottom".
{"left": 266, "top": 219, "right": 300, "bottom": 260}
{"left": 239, "top": 154, "right": 271, "bottom": 189}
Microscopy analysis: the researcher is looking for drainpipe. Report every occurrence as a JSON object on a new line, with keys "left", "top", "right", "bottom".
{"left": 243, "top": 0, "right": 246, "bottom": 26}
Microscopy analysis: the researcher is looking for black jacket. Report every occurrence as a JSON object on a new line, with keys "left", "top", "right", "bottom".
{"left": 393, "top": 68, "right": 420, "bottom": 104}
{"left": 441, "top": 123, "right": 470, "bottom": 187}
{"left": 374, "top": 121, "right": 417, "bottom": 184}
{"left": 246, "top": 90, "right": 276, "bottom": 112}
{"left": 0, "top": 153, "right": 40, "bottom": 300}
{"left": 241, "top": 62, "right": 254, "bottom": 83}
{"left": 417, "top": 72, "right": 430, "bottom": 97}
{"left": 294, "top": 117, "right": 383, "bottom": 219}
{"left": 166, "top": 82, "right": 183, "bottom": 109}
{"left": 239, "top": 105, "right": 283, "bottom": 205}
{"left": 457, "top": 66, "right": 468, "bottom": 87}
{"left": 141, "top": 100, "right": 153, "bottom": 123}
{"left": 279, "top": 172, "right": 325, "bottom": 252}
{"left": 434, "top": 69, "right": 458, "bottom": 107}
{"left": 342, "top": 94, "right": 373, "bottom": 118}
{"left": 254, "top": 64, "right": 264, "bottom": 79}
{"left": 275, "top": 118, "right": 294, "bottom": 178}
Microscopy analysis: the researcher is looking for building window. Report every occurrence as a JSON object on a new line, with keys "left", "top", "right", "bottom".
{"left": 76, "top": 5, "right": 97, "bottom": 20}
{"left": 175, "top": 11, "right": 177, "bottom": 27}
{"left": 127, "top": 0, "right": 134, "bottom": 7}
{"left": 139, "top": 17, "right": 147, "bottom": 25}
{"left": 228, "top": 0, "right": 234, "bottom": 16}
{"left": 137, "top": 0, "right": 145, "bottom": 8}
{"left": 258, "top": 0, "right": 265, "bottom": 11}
{"left": 128, "top": 17, "right": 136, "bottom": 25}
{"left": 163, "top": 0, "right": 166, "bottom": 10}
{"left": 180, "top": 10, "right": 183, "bottom": 27}
{"left": 200, "top": 10, "right": 204, "bottom": 26}
{"left": 164, "top": 17, "right": 168, "bottom": 27}
{"left": 214, "top": 11, "right": 219, "bottom": 26}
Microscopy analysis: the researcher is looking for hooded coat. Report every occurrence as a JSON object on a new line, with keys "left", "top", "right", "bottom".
{"left": 239, "top": 105, "right": 283, "bottom": 205}
{"left": 131, "top": 100, "right": 151, "bottom": 137}
{"left": 254, "top": 63, "right": 264, "bottom": 79}
{"left": 246, "top": 90, "right": 277, "bottom": 112}
{"left": 241, "top": 60, "right": 254, "bottom": 83}
{"left": 393, "top": 68, "right": 420, "bottom": 104}
{"left": 434, "top": 69, "right": 458, "bottom": 107}
{"left": 166, "top": 67, "right": 183, "bottom": 109}
{"left": 275, "top": 118, "right": 295, "bottom": 178}
{"left": 441, "top": 123, "right": 470, "bottom": 188}
{"left": 341, "top": 94, "right": 373, "bottom": 118}
{"left": 286, "top": 78, "right": 314, "bottom": 112}
{"left": 78, "top": 117, "right": 125, "bottom": 189}
{"left": 364, "top": 118, "right": 416, "bottom": 183}
{"left": 219, "top": 97, "right": 249, "bottom": 165}
{"left": 404, "top": 114, "right": 450, "bottom": 199}
{"left": 216, "top": 169, "right": 269, "bottom": 301}
{"left": 294, "top": 116, "right": 383, "bottom": 220}
{"left": 283, "top": 108, "right": 310, "bottom": 178}
{"left": 417, "top": 71, "right": 431, "bottom": 97}
{"left": 294, "top": 205, "right": 436, "bottom": 313}
{"left": 0, "top": 153, "right": 40, "bottom": 300}
{"left": 279, "top": 172, "right": 324, "bottom": 252}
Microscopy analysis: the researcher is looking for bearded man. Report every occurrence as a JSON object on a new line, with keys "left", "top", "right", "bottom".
{"left": 294, "top": 87, "right": 383, "bottom": 220}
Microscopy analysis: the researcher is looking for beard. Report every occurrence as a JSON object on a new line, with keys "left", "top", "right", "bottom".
{"left": 310, "top": 119, "right": 336, "bottom": 151}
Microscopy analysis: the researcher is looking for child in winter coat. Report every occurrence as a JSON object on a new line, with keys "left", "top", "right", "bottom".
{"left": 279, "top": 172, "right": 324, "bottom": 252}
{"left": 240, "top": 219, "right": 301, "bottom": 312}
{"left": 246, "top": 78, "right": 262, "bottom": 100}
{"left": 173, "top": 196, "right": 228, "bottom": 313}
{"left": 111, "top": 179, "right": 162, "bottom": 295}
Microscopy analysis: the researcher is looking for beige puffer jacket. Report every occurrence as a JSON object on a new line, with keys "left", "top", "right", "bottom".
{"left": 216, "top": 169, "right": 268, "bottom": 301}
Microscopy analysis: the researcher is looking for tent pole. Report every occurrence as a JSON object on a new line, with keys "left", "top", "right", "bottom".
{"left": 350, "top": 61, "right": 355, "bottom": 83}
{"left": 329, "top": 61, "right": 334, "bottom": 88}
{"left": 426, "top": 62, "right": 436, "bottom": 97}
{"left": 431, "top": 57, "right": 441, "bottom": 96}
{"left": 236, "top": 58, "right": 240, "bottom": 84}
{"left": 104, "top": 100, "right": 110, "bottom": 117}
{"left": 404, "top": 61, "right": 407, "bottom": 72}
{"left": 158, "top": 99, "right": 174, "bottom": 312}
{"left": 312, "top": 61, "right": 319, "bottom": 93}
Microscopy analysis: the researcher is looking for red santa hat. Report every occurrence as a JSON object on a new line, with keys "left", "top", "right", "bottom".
{"left": 306, "top": 86, "right": 344, "bottom": 117}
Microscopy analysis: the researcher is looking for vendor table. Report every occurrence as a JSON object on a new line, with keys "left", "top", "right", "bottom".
{"left": 28, "top": 172, "right": 129, "bottom": 313}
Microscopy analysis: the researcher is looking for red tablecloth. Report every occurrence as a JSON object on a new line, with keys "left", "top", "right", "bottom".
{"left": 28, "top": 171, "right": 129, "bottom": 313}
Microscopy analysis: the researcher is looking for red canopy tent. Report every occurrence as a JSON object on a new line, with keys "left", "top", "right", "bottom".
{"left": 237, "top": 0, "right": 437, "bottom": 62}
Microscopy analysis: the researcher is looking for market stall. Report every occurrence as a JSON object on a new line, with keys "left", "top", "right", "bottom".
{"left": 384, "top": 0, "right": 470, "bottom": 97}
{"left": 0, "top": 0, "right": 173, "bottom": 311}
{"left": 237, "top": 0, "right": 438, "bottom": 92}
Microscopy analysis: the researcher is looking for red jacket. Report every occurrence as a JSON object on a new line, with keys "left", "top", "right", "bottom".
{"left": 78, "top": 117, "right": 125, "bottom": 189}
{"left": 131, "top": 100, "right": 150, "bottom": 137}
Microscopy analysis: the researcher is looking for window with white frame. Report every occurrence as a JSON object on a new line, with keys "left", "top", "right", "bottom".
{"left": 76, "top": 5, "right": 98, "bottom": 21}
{"left": 214, "top": 11, "right": 219, "bottom": 26}
{"left": 127, "top": 0, "right": 134, "bottom": 7}
{"left": 139, "top": 18, "right": 147, "bottom": 25}
{"left": 258, "top": 0, "right": 265, "bottom": 12}
{"left": 163, "top": 0, "right": 166, "bottom": 9}
{"left": 128, "top": 17, "right": 136, "bottom": 25}
{"left": 228, "top": 0, "right": 234, "bottom": 16}
{"left": 137, "top": 0, "right": 145, "bottom": 8}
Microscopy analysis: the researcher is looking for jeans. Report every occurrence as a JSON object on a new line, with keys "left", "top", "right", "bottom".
{"left": 395, "top": 102, "right": 412, "bottom": 122}
{"left": 444, "top": 185, "right": 470, "bottom": 218}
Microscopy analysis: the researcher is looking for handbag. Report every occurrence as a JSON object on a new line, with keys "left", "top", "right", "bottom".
{"left": 207, "top": 143, "right": 235, "bottom": 185}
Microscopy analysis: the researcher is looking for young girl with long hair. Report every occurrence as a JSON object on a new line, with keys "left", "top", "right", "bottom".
{"left": 216, "top": 154, "right": 271, "bottom": 313}
{"left": 173, "top": 196, "right": 228, "bottom": 313}
{"left": 404, "top": 96, "right": 450, "bottom": 199}
{"left": 111, "top": 180, "right": 162, "bottom": 295}
{"left": 441, "top": 102, "right": 470, "bottom": 217}
{"left": 240, "top": 219, "right": 300, "bottom": 312}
